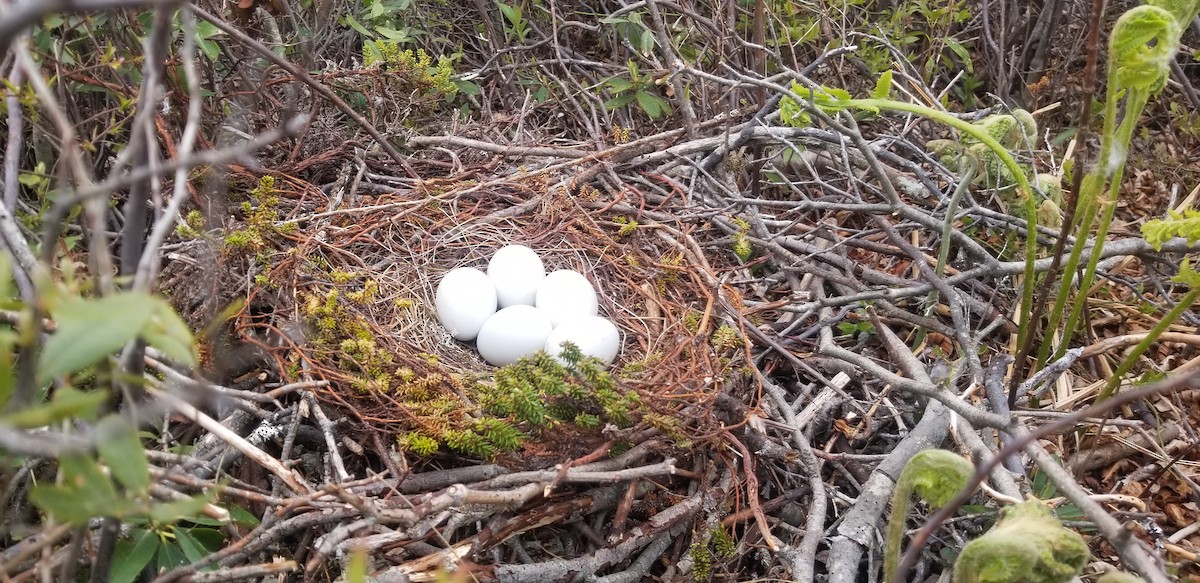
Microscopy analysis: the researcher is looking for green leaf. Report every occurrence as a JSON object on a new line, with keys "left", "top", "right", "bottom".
{"left": 110, "top": 529, "right": 159, "bottom": 583}
{"left": 96, "top": 415, "right": 150, "bottom": 495}
{"left": 453, "top": 79, "right": 481, "bottom": 96}
{"left": 604, "top": 93, "right": 637, "bottom": 110}
{"left": 1142, "top": 208, "right": 1200, "bottom": 250}
{"left": 604, "top": 77, "right": 635, "bottom": 93}
{"left": 174, "top": 527, "right": 221, "bottom": 569}
{"left": 375, "top": 26, "right": 413, "bottom": 43}
{"left": 824, "top": 86, "right": 852, "bottom": 101}
{"left": 0, "top": 386, "right": 107, "bottom": 428}
{"left": 197, "top": 40, "right": 220, "bottom": 62}
{"left": 141, "top": 299, "right": 197, "bottom": 367}
{"left": 228, "top": 504, "right": 260, "bottom": 527}
{"left": 156, "top": 539, "right": 188, "bottom": 573}
{"left": 29, "top": 455, "right": 129, "bottom": 524}
{"left": 148, "top": 491, "right": 215, "bottom": 525}
{"left": 944, "top": 39, "right": 972, "bottom": 72}
{"left": 365, "top": 0, "right": 389, "bottom": 20}
{"left": 498, "top": 2, "right": 522, "bottom": 27}
{"left": 343, "top": 15, "right": 374, "bottom": 38}
{"left": 635, "top": 91, "right": 670, "bottom": 119}
{"left": 871, "top": 70, "right": 894, "bottom": 99}
{"left": 638, "top": 29, "right": 655, "bottom": 55}
{"left": 1171, "top": 258, "right": 1200, "bottom": 287}
{"left": 38, "top": 293, "right": 155, "bottom": 384}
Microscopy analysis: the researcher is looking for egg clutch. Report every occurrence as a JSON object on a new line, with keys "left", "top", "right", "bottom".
{"left": 434, "top": 245, "right": 621, "bottom": 367}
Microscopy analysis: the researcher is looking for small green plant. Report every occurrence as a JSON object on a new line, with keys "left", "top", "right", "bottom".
{"left": 613, "top": 216, "right": 639, "bottom": 237}
{"left": 224, "top": 176, "right": 297, "bottom": 252}
{"left": 604, "top": 61, "right": 672, "bottom": 120}
{"left": 1036, "top": 0, "right": 1200, "bottom": 371}
{"left": 600, "top": 11, "right": 655, "bottom": 56}
{"left": 481, "top": 343, "right": 639, "bottom": 429}
{"left": 345, "top": 0, "right": 420, "bottom": 47}
{"left": 731, "top": 217, "right": 753, "bottom": 262}
{"left": 497, "top": 2, "right": 528, "bottom": 43}
{"left": 884, "top": 449, "right": 974, "bottom": 581}
{"left": 361, "top": 45, "right": 456, "bottom": 98}
{"left": 836, "top": 310, "right": 877, "bottom": 337}
{"left": 174, "top": 210, "right": 206, "bottom": 239}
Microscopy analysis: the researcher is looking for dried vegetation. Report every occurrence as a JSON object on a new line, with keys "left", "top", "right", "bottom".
{"left": 1, "top": 0, "right": 1200, "bottom": 582}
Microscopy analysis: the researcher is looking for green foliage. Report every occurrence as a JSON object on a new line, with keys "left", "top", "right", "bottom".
{"left": 613, "top": 216, "right": 639, "bottom": 237}
{"left": 36, "top": 291, "right": 196, "bottom": 385}
{"left": 604, "top": 61, "right": 672, "bottom": 120}
{"left": 498, "top": 2, "right": 528, "bottom": 43}
{"left": 362, "top": 45, "right": 456, "bottom": 98}
{"left": 953, "top": 501, "right": 1088, "bottom": 583}
{"left": 600, "top": 11, "right": 655, "bottom": 56}
{"left": 174, "top": 210, "right": 206, "bottom": 239}
{"left": 731, "top": 217, "right": 753, "bottom": 262}
{"left": 884, "top": 449, "right": 974, "bottom": 582}
{"left": 398, "top": 432, "right": 440, "bottom": 456}
{"left": 345, "top": 0, "right": 420, "bottom": 47}
{"left": 109, "top": 523, "right": 226, "bottom": 582}
{"left": 481, "top": 345, "right": 639, "bottom": 430}
{"left": 710, "top": 324, "right": 743, "bottom": 352}
{"left": 224, "top": 177, "right": 296, "bottom": 252}
{"left": 1036, "top": 0, "right": 1200, "bottom": 371}
{"left": 690, "top": 538, "right": 714, "bottom": 580}
{"left": 1142, "top": 208, "right": 1200, "bottom": 250}
{"left": 690, "top": 525, "right": 737, "bottom": 581}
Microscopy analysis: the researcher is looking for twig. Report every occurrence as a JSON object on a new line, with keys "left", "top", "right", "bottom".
{"left": 148, "top": 386, "right": 312, "bottom": 494}
{"left": 190, "top": 5, "right": 418, "bottom": 178}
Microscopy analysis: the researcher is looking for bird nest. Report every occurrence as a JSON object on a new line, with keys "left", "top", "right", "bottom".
{"left": 164, "top": 159, "right": 747, "bottom": 464}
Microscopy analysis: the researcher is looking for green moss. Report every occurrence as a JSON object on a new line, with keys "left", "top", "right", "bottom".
{"left": 710, "top": 526, "right": 736, "bottom": 558}
{"left": 362, "top": 44, "right": 457, "bottom": 97}
{"left": 224, "top": 177, "right": 292, "bottom": 252}
{"left": 174, "top": 210, "right": 206, "bottom": 239}
{"left": 398, "top": 432, "right": 439, "bottom": 456}
{"left": 710, "top": 324, "right": 742, "bottom": 352}
{"left": 480, "top": 345, "right": 638, "bottom": 431}
{"left": 613, "top": 216, "right": 639, "bottom": 237}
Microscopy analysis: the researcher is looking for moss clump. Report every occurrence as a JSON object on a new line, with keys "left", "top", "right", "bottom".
{"left": 731, "top": 216, "right": 753, "bottom": 262}
{"left": 613, "top": 216, "right": 638, "bottom": 237}
{"left": 479, "top": 343, "right": 639, "bottom": 430}
{"left": 689, "top": 526, "right": 737, "bottom": 581}
{"left": 362, "top": 44, "right": 456, "bottom": 98}
{"left": 398, "top": 432, "right": 439, "bottom": 456}
{"left": 953, "top": 500, "right": 1088, "bottom": 583}
{"left": 174, "top": 210, "right": 206, "bottom": 239}
{"left": 224, "top": 176, "right": 297, "bottom": 252}
{"left": 710, "top": 324, "right": 742, "bottom": 352}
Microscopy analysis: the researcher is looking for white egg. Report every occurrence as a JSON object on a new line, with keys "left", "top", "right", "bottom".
{"left": 476, "top": 305, "right": 553, "bottom": 366}
{"left": 535, "top": 270, "right": 599, "bottom": 327}
{"left": 487, "top": 245, "right": 546, "bottom": 307}
{"left": 435, "top": 268, "right": 497, "bottom": 341}
{"left": 544, "top": 316, "right": 620, "bottom": 366}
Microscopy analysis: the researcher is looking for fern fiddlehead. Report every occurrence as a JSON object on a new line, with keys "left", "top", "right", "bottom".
{"left": 1040, "top": 0, "right": 1198, "bottom": 370}
{"left": 883, "top": 449, "right": 974, "bottom": 582}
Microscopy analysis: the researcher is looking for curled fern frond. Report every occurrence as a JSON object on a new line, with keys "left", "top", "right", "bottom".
{"left": 884, "top": 449, "right": 974, "bottom": 582}
{"left": 953, "top": 501, "right": 1088, "bottom": 583}
{"left": 1108, "top": 6, "right": 1180, "bottom": 94}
